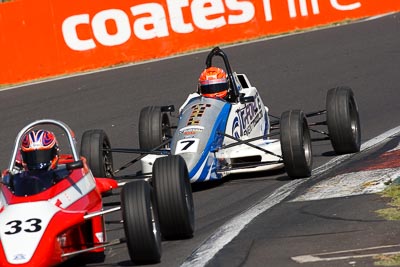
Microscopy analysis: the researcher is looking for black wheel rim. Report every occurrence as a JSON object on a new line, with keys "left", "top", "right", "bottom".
{"left": 103, "top": 139, "right": 113, "bottom": 177}
{"left": 161, "top": 114, "right": 171, "bottom": 148}
{"left": 150, "top": 195, "right": 161, "bottom": 245}
{"left": 349, "top": 97, "right": 360, "bottom": 145}
{"left": 303, "top": 119, "right": 312, "bottom": 167}
{"left": 183, "top": 169, "right": 194, "bottom": 227}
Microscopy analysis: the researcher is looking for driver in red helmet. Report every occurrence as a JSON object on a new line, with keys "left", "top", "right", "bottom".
{"left": 178, "top": 66, "right": 232, "bottom": 113}
{"left": 198, "top": 67, "right": 229, "bottom": 99}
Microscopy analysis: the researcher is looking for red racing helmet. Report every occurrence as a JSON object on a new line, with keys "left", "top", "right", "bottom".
{"left": 198, "top": 67, "right": 229, "bottom": 99}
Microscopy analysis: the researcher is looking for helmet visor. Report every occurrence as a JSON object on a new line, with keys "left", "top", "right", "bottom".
{"left": 22, "top": 149, "right": 54, "bottom": 170}
{"left": 199, "top": 82, "right": 228, "bottom": 95}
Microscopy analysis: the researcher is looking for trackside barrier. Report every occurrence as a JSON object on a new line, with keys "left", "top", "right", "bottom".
{"left": 0, "top": 0, "right": 399, "bottom": 85}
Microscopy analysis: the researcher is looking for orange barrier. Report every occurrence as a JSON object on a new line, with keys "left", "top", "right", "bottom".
{"left": 0, "top": 0, "right": 399, "bottom": 85}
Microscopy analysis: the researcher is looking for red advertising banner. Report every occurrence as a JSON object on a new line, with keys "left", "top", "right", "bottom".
{"left": 0, "top": 0, "right": 399, "bottom": 85}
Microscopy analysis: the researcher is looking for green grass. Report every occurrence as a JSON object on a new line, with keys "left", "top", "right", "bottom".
{"left": 376, "top": 185, "right": 400, "bottom": 220}
{"left": 374, "top": 254, "right": 400, "bottom": 266}
{"left": 374, "top": 184, "right": 400, "bottom": 266}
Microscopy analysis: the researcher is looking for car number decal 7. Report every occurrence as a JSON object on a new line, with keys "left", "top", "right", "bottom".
{"left": 175, "top": 139, "right": 199, "bottom": 154}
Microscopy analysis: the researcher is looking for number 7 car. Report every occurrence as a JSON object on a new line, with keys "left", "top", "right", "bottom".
{"left": 134, "top": 47, "right": 361, "bottom": 182}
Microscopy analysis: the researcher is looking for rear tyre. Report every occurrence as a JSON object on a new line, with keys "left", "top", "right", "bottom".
{"left": 152, "top": 155, "right": 194, "bottom": 239}
{"left": 280, "top": 110, "right": 313, "bottom": 178}
{"left": 139, "top": 106, "right": 171, "bottom": 150}
{"left": 80, "top": 129, "right": 113, "bottom": 177}
{"left": 326, "top": 86, "right": 361, "bottom": 154}
{"left": 121, "top": 180, "right": 161, "bottom": 264}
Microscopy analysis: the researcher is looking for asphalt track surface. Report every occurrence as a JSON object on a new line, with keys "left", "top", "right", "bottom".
{"left": 1, "top": 12, "right": 400, "bottom": 267}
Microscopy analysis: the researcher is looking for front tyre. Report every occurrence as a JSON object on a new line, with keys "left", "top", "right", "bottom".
{"left": 139, "top": 106, "right": 171, "bottom": 150}
{"left": 121, "top": 180, "right": 162, "bottom": 264}
{"left": 280, "top": 110, "right": 313, "bottom": 178}
{"left": 326, "top": 86, "right": 361, "bottom": 154}
{"left": 80, "top": 129, "right": 113, "bottom": 178}
{"left": 152, "top": 155, "right": 194, "bottom": 239}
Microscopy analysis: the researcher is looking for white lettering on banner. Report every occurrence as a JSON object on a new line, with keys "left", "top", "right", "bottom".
{"left": 262, "top": 0, "right": 272, "bottom": 21}
{"left": 287, "top": 0, "right": 361, "bottom": 18}
{"left": 61, "top": 0, "right": 362, "bottom": 51}
{"left": 191, "top": 0, "right": 226, "bottom": 30}
{"left": 288, "top": 0, "right": 320, "bottom": 17}
{"left": 311, "top": 0, "right": 320, "bottom": 15}
{"left": 331, "top": 0, "right": 361, "bottom": 11}
{"left": 166, "top": 0, "right": 254, "bottom": 33}
{"left": 226, "top": 0, "right": 255, "bottom": 24}
{"left": 62, "top": 14, "right": 96, "bottom": 51}
{"left": 92, "top": 9, "right": 131, "bottom": 46}
{"left": 167, "top": 0, "right": 194, "bottom": 33}
{"left": 131, "top": 3, "right": 169, "bottom": 40}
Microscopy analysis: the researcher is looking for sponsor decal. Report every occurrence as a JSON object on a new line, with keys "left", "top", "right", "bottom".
{"left": 179, "top": 125, "right": 205, "bottom": 136}
{"left": 61, "top": 0, "right": 362, "bottom": 51}
{"left": 3, "top": 0, "right": 398, "bottom": 84}
{"left": 13, "top": 254, "right": 26, "bottom": 261}
{"left": 187, "top": 104, "right": 211, "bottom": 126}
{"left": 285, "top": 0, "right": 361, "bottom": 19}
{"left": 233, "top": 92, "right": 263, "bottom": 136}
{"left": 62, "top": 1, "right": 257, "bottom": 51}
{"left": 232, "top": 116, "right": 241, "bottom": 139}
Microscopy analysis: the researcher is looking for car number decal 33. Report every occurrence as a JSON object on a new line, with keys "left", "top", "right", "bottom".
{"left": 4, "top": 218, "right": 42, "bottom": 235}
{"left": 0, "top": 201, "right": 59, "bottom": 264}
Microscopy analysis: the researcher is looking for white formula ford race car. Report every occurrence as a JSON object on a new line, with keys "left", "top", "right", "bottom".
{"left": 96, "top": 46, "right": 360, "bottom": 186}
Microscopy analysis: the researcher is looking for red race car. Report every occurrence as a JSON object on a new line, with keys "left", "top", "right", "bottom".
{"left": 0, "top": 119, "right": 191, "bottom": 266}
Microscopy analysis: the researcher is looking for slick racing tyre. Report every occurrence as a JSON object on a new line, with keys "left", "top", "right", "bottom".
{"left": 326, "top": 86, "right": 361, "bottom": 154}
{"left": 121, "top": 180, "right": 162, "bottom": 264}
{"left": 139, "top": 106, "right": 171, "bottom": 150}
{"left": 152, "top": 155, "right": 194, "bottom": 239}
{"left": 80, "top": 129, "right": 113, "bottom": 178}
{"left": 280, "top": 110, "right": 313, "bottom": 178}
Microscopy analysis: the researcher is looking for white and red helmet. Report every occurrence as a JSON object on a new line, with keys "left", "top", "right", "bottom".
{"left": 20, "top": 130, "right": 59, "bottom": 170}
{"left": 198, "top": 67, "right": 229, "bottom": 99}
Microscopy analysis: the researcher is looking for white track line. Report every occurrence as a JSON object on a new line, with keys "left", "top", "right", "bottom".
{"left": 180, "top": 126, "right": 400, "bottom": 267}
{"left": 292, "top": 244, "right": 400, "bottom": 263}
